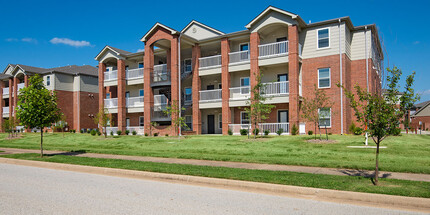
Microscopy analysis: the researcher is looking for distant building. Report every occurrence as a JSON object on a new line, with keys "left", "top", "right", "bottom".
{"left": 410, "top": 100, "right": 430, "bottom": 131}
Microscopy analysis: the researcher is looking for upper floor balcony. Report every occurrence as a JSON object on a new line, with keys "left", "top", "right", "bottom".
{"left": 2, "top": 106, "right": 9, "bottom": 114}
{"left": 126, "top": 96, "right": 144, "bottom": 108}
{"left": 229, "top": 50, "right": 250, "bottom": 64}
{"left": 126, "top": 68, "right": 144, "bottom": 80}
{"left": 151, "top": 64, "right": 170, "bottom": 87}
{"left": 104, "top": 70, "right": 118, "bottom": 81}
{"left": 261, "top": 81, "right": 289, "bottom": 96}
{"left": 3, "top": 87, "right": 9, "bottom": 95}
{"left": 199, "top": 55, "right": 222, "bottom": 69}
{"left": 199, "top": 89, "right": 222, "bottom": 103}
{"left": 104, "top": 98, "right": 118, "bottom": 108}
{"left": 258, "top": 41, "right": 288, "bottom": 59}
{"left": 17, "top": 83, "right": 25, "bottom": 92}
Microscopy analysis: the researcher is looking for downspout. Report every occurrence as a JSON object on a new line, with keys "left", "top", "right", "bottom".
{"left": 364, "top": 26, "right": 369, "bottom": 145}
{"left": 339, "top": 19, "right": 343, "bottom": 135}
{"left": 77, "top": 76, "right": 80, "bottom": 132}
{"left": 178, "top": 34, "right": 182, "bottom": 137}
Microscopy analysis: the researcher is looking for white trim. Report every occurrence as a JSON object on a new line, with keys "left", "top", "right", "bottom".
{"left": 317, "top": 27, "right": 330, "bottom": 49}
{"left": 240, "top": 77, "right": 250, "bottom": 95}
{"left": 277, "top": 109, "right": 289, "bottom": 123}
{"left": 239, "top": 42, "right": 250, "bottom": 51}
{"left": 318, "top": 108, "right": 332, "bottom": 128}
{"left": 245, "top": 6, "right": 299, "bottom": 29}
{"left": 181, "top": 20, "right": 225, "bottom": 35}
{"left": 139, "top": 116, "right": 144, "bottom": 127}
{"left": 141, "top": 23, "right": 179, "bottom": 42}
{"left": 240, "top": 111, "right": 249, "bottom": 125}
{"left": 317, "top": 67, "right": 331, "bottom": 89}
{"left": 94, "top": 46, "right": 121, "bottom": 61}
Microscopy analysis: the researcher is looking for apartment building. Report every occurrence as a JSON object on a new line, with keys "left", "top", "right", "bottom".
{"left": 96, "top": 6, "right": 383, "bottom": 135}
{"left": 0, "top": 64, "right": 99, "bottom": 132}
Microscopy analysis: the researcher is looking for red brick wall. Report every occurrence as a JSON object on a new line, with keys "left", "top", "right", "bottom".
{"left": 79, "top": 91, "right": 99, "bottom": 130}
{"left": 411, "top": 116, "right": 430, "bottom": 131}
{"left": 126, "top": 113, "right": 144, "bottom": 126}
{"left": 56, "top": 90, "right": 75, "bottom": 129}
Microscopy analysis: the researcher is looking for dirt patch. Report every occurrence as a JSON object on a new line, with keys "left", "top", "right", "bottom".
{"left": 306, "top": 139, "right": 337, "bottom": 144}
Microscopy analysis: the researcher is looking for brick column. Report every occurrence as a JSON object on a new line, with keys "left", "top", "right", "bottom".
{"left": 98, "top": 63, "right": 106, "bottom": 130}
{"left": 0, "top": 81, "right": 4, "bottom": 132}
{"left": 13, "top": 77, "right": 19, "bottom": 119}
{"left": 288, "top": 25, "right": 300, "bottom": 129}
{"left": 250, "top": 32, "right": 260, "bottom": 130}
{"left": 8, "top": 79, "right": 13, "bottom": 119}
{"left": 170, "top": 36, "right": 179, "bottom": 136}
{"left": 192, "top": 44, "right": 201, "bottom": 134}
{"left": 144, "top": 44, "right": 154, "bottom": 134}
{"left": 117, "top": 59, "right": 126, "bottom": 134}
{"left": 221, "top": 38, "right": 231, "bottom": 135}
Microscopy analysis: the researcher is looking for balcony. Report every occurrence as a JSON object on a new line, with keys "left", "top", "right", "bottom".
{"left": 151, "top": 105, "right": 170, "bottom": 122}
{"left": 261, "top": 81, "right": 289, "bottom": 96}
{"left": 104, "top": 98, "right": 118, "bottom": 108}
{"left": 229, "top": 50, "right": 250, "bottom": 64}
{"left": 229, "top": 86, "right": 250, "bottom": 100}
{"left": 103, "top": 127, "right": 118, "bottom": 135}
{"left": 126, "top": 68, "right": 144, "bottom": 80}
{"left": 17, "top": 83, "right": 25, "bottom": 93}
{"left": 2, "top": 106, "right": 9, "bottom": 114}
{"left": 154, "top": 94, "right": 168, "bottom": 106}
{"left": 126, "top": 126, "right": 145, "bottom": 135}
{"left": 151, "top": 64, "right": 170, "bottom": 87}
{"left": 104, "top": 70, "right": 118, "bottom": 81}
{"left": 258, "top": 41, "right": 288, "bottom": 58}
{"left": 199, "top": 89, "right": 222, "bottom": 102}
{"left": 126, "top": 96, "right": 144, "bottom": 108}
{"left": 3, "top": 87, "right": 9, "bottom": 95}
{"left": 199, "top": 55, "right": 222, "bottom": 69}
{"left": 228, "top": 123, "right": 289, "bottom": 135}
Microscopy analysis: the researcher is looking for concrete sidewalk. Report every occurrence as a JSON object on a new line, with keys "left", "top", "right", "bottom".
{"left": 1, "top": 147, "right": 429, "bottom": 182}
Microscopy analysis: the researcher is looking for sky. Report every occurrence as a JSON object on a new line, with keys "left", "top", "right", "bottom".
{"left": 0, "top": 0, "right": 429, "bottom": 102}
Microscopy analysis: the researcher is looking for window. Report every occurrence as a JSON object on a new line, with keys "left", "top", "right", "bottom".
{"left": 139, "top": 116, "right": 144, "bottom": 127}
{"left": 138, "top": 63, "right": 144, "bottom": 68}
{"left": 125, "top": 66, "right": 129, "bottom": 71}
{"left": 46, "top": 76, "right": 51, "bottom": 86}
{"left": 276, "top": 37, "right": 288, "bottom": 53}
{"left": 319, "top": 108, "right": 331, "bottom": 127}
{"left": 218, "top": 114, "right": 222, "bottom": 129}
{"left": 106, "top": 67, "right": 110, "bottom": 72}
{"left": 317, "top": 28, "right": 330, "bottom": 49}
{"left": 318, "top": 68, "right": 331, "bottom": 88}
{"left": 126, "top": 118, "right": 130, "bottom": 127}
{"left": 218, "top": 83, "right": 222, "bottom": 89}
{"left": 125, "top": 91, "right": 130, "bottom": 98}
{"left": 240, "top": 43, "right": 249, "bottom": 51}
{"left": 184, "top": 59, "right": 192, "bottom": 72}
{"left": 278, "top": 110, "right": 288, "bottom": 123}
{"left": 241, "top": 111, "right": 249, "bottom": 125}
{"left": 240, "top": 77, "right": 250, "bottom": 94}
{"left": 185, "top": 87, "right": 192, "bottom": 101}
{"left": 185, "top": 115, "right": 192, "bottom": 130}
{"left": 139, "top": 89, "right": 144, "bottom": 97}
{"left": 239, "top": 43, "right": 249, "bottom": 61}
{"left": 106, "top": 93, "right": 110, "bottom": 99}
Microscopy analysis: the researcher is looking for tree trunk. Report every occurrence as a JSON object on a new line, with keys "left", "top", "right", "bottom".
{"left": 374, "top": 141, "right": 380, "bottom": 185}
{"left": 318, "top": 125, "right": 321, "bottom": 140}
{"left": 325, "top": 125, "right": 328, "bottom": 140}
{"left": 40, "top": 128, "right": 44, "bottom": 158}
{"left": 314, "top": 122, "right": 317, "bottom": 140}
{"left": 104, "top": 126, "right": 107, "bottom": 138}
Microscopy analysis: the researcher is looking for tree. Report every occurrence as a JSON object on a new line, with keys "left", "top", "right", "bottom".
{"left": 301, "top": 85, "right": 334, "bottom": 140}
{"left": 56, "top": 113, "right": 67, "bottom": 138}
{"left": 163, "top": 100, "right": 187, "bottom": 137}
{"left": 244, "top": 72, "right": 275, "bottom": 139}
{"left": 94, "top": 108, "right": 113, "bottom": 138}
{"left": 16, "top": 75, "right": 62, "bottom": 157}
{"left": 2, "top": 119, "right": 13, "bottom": 139}
{"left": 338, "top": 66, "right": 418, "bottom": 185}
{"left": 399, "top": 71, "right": 420, "bottom": 133}
{"left": 149, "top": 121, "right": 158, "bottom": 137}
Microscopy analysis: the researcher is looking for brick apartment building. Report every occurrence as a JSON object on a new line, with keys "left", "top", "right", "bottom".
{"left": 95, "top": 6, "right": 383, "bottom": 135}
{"left": 0, "top": 64, "right": 99, "bottom": 132}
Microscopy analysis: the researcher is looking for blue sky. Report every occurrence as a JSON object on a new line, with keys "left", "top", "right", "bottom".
{"left": 1, "top": 0, "right": 429, "bottom": 101}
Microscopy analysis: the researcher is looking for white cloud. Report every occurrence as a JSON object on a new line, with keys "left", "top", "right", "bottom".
{"left": 413, "top": 41, "right": 420, "bottom": 45}
{"left": 21, "top": 38, "right": 38, "bottom": 43}
{"left": 419, "top": 89, "right": 430, "bottom": 95}
{"left": 137, "top": 48, "right": 144, "bottom": 52}
{"left": 50, "top": 37, "right": 92, "bottom": 47}
{"left": 5, "top": 38, "right": 18, "bottom": 42}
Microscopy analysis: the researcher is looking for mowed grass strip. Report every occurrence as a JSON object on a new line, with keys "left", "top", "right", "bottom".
{"left": 2, "top": 153, "right": 429, "bottom": 198}
{"left": 0, "top": 133, "right": 429, "bottom": 174}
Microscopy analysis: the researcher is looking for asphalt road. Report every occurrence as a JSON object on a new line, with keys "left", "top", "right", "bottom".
{"left": 0, "top": 163, "right": 425, "bottom": 215}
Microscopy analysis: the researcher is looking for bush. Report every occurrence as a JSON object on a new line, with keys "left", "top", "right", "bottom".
{"left": 349, "top": 123, "right": 357, "bottom": 134}
{"left": 125, "top": 130, "right": 130, "bottom": 135}
{"left": 154, "top": 133, "right": 159, "bottom": 137}
{"left": 80, "top": 129, "right": 84, "bottom": 133}
{"left": 328, "top": 133, "right": 332, "bottom": 135}
{"left": 276, "top": 128, "right": 284, "bottom": 136}
{"left": 165, "top": 134, "right": 169, "bottom": 137}
{"left": 110, "top": 131, "right": 113, "bottom": 136}
{"left": 353, "top": 127, "right": 363, "bottom": 135}
{"left": 72, "top": 129, "right": 76, "bottom": 133}
{"left": 264, "top": 130, "right": 269, "bottom": 136}
{"left": 228, "top": 129, "right": 233, "bottom": 135}
{"left": 393, "top": 127, "right": 401, "bottom": 136}
{"left": 97, "top": 131, "right": 101, "bottom": 136}
{"left": 117, "top": 130, "right": 122, "bottom": 136}
{"left": 291, "top": 124, "right": 298, "bottom": 135}
{"left": 252, "top": 128, "right": 259, "bottom": 136}
{"left": 132, "top": 131, "right": 137, "bottom": 135}
{"left": 239, "top": 129, "right": 248, "bottom": 136}
{"left": 87, "top": 129, "right": 91, "bottom": 134}
{"left": 144, "top": 133, "right": 148, "bottom": 136}
{"left": 90, "top": 130, "right": 97, "bottom": 136}
{"left": 308, "top": 130, "right": 313, "bottom": 135}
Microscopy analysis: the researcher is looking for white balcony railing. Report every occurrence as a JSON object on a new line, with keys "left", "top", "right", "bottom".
{"left": 199, "top": 55, "right": 222, "bottom": 69}
{"left": 228, "top": 123, "right": 289, "bottom": 135}
{"left": 2, "top": 106, "right": 9, "bottom": 114}
{"left": 104, "top": 98, "right": 118, "bottom": 108}
{"left": 199, "top": 89, "right": 222, "bottom": 102}
{"left": 154, "top": 94, "right": 168, "bottom": 106}
{"left": 126, "top": 96, "right": 144, "bottom": 108}
{"left": 17, "top": 83, "right": 25, "bottom": 92}
{"left": 259, "top": 41, "right": 288, "bottom": 58}
{"left": 103, "top": 127, "right": 118, "bottom": 135}
{"left": 152, "top": 64, "right": 169, "bottom": 83}
{"left": 104, "top": 70, "right": 118, "bottom": 81}
{"left": 261, "top": 81, "right": 289, "bottom": 96}
{"left": 229, "top": 50, "right": 250, "bottom": 64}
{"left": 126, "top": 68, "right": 144, "bottom": 80}
{"left": 230, "top": 86, "right": 250, "bottom": 100}
{"left": 126, "top": 126, "right": 145, "bottom": 135}
{"left": 3, "top": 87, "right": 9, "bottom": 95}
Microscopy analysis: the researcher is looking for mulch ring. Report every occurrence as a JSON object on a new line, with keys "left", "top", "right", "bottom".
{"left": 306, "top": 139, "right": 338, "bottom": 144}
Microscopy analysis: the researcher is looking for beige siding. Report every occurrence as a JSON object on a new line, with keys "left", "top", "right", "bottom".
{"left": 54, "top": 73, "right": 74, "bottom": 91}
{"left": 201, "top": 74, "right": 222, "bottom": 90}
{"left": 230, "top": 70, "right": 250, "bottom": 87}
{"left": 43, "top": 74, "right": 55, "bottom": 91}
{"left": 125, "top": 84, "right": 143, "bottom": 97}
{"left": 230, "top": 38, "right": 250, "bottom": 53}
{"left": 183, "top": 23, "right": 222, "bottom": 40}
{"left": 250, "top": 10, "right": 297, "bottom": 33}
{"left": 415, "top": 106, "right": 430, "bottom": 117}
{"left": 345, "top": 26, "right": 352, "bottom": 59}
{"left": 351, "top": 29, "right": 372, "bottom": 60}
{"left": 300, "top": 23, "right": 345, "bottom": 59}
{"left": 261, "top": 64, "right": 289, "bottom": 83}
{"left": 80, "top": 75, "right": 98, "bottom": 93}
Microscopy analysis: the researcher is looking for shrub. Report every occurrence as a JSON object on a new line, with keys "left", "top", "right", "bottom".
{"left": 132, "top": 130, "right": 137, "bottom": 135}
{"left": 228, "top": 129, "right": 233, "bottom": 135}
{"left": 252, "top": 128, "right": 259, "bottom": 136}
{"left": 154, "top": 133, "right": 159, "bottom": 137}
{"left": 276, "top": 128, "right": 284, "bottom": 136}
{"left": 110, "top": 131, "right": 113, "bottom": 136}
{"left": 239, "top": 129, "right": 248, "bottom": 136}
{"left": 291, "top": 124, "right": 298, "bottom": 135}
{"left": 87, "top": 129, "right": 91, "bottom": 134}
{"left": 97, "top": 131, "right": 101, "bottom": 136}
{"left": 125, "top": 130, "right": 130, "bottom": 135}
{"left": 117, "top": 130, "right": 122, "bottom": 136}
{"left": 90, "top": 130, "right": 97, "bottom": 136}
{"left": 264, "top": 130, "right": 269, "bottom": 136}
{"left": 353, "top": 127, "right": 363, "bottom": 135}
{"left": 393, "top": 127, "right": 401, "bottom": 136}
{"left": 308, "top": 130, "right": 313, "bottom": 135}
{"left": 165, "top": 134, "right": 169, "bottom": 137}
{"left": 328, "top": 133, "right": 332, "bottom": 135}
{"left": 144, "top": 133, "right": 148, "bottom": 136}
{"left": 349, "top": 123, "right": 357, "bottom": 134}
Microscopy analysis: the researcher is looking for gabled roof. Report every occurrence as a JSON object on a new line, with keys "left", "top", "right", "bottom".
{"left": 14, "top": 64, "right": 47, "bottom": 74}
{"left": 94, "top": 45, "right": 132, "bottom": 61}
{"left": 412, "top": 100, "right": 430, "bottom": 116}
{"left": 245, "top": 6, "right": 306, "bottom": 29}
{"left": 414, "top": 100, "right": 430, "bottom": 110}
{"left": 181, "top": 20, "right": 225, "bottom": 35}
{"left": 2, "top": 64, "right": 16, "bottom": 74}
{"left": 43, "top": 65, "right": 98, "bottom": 77}
{"left": 140, "top": 22, "right": 179, "bottom": 42}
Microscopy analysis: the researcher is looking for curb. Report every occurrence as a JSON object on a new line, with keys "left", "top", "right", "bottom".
{"left": 1, "top": 157, "right": 429, "bottom": 213}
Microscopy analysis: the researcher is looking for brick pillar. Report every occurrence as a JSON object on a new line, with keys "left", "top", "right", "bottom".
{"left": 192, "top": 44, "right": 201, "bottom": 134}
{"left": 98, "top": 63, "right": 106, "bottom": 130}
{"left": 221, "top": 38, "right": 231, "bottom": 135}
{"left": 9, "top": 79, "right": 13, "bottom": 119}
{"left": 144, "top": 44, "right": 154, "bottom": 134}
{"left": 288, "top": 25, "right": 300, "bottom": 129}
{"left": 0, "top": 81, "right": 4, "bottom": 132}
{"left": 117, "top": 59, "right": 126, "bottom": 134}
{"left": 170, "top": 36, "right": 179, "bottom": 136}
{"left": 13, "top": 77, "right": 19, "bottom": 119}
{"left": 166, "top": 49, "right": 171, "bottom": 71}
{"left": 250, "top": 32, "right": 260, "bottom": 130}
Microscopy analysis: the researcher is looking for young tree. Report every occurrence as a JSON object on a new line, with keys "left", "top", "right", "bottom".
{"left": 301, "top": 85, "right": 334, "bottom": 140}
{"left": 163, "top": 100, "right": 187, "bottom": 137}
{"left": 94, "top": 108, "right": 113, "bottom": 138}
{"left": 16, "top": 75, "right": 62, "bottom": 157}
{"left": 399, "top": 71, "right": 420, "bottom": 133}
{"left": 149, "top": 121, "right": 158, "bottom": 137}
{"left": 338, "top": 66, "right": 418, "bottom": 185}
{"left": 2, "top": 119, "right": 12, "bottom": 139}
{"left": 245, "top": 72, "right": 275, "bottom": 139}
{"left": 56, "top": 113, "right": 67, "bottom": 138}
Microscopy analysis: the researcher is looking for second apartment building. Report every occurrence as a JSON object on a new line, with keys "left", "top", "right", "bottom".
{"left": 95, "top": 6, "right": 383, "bottom": 135}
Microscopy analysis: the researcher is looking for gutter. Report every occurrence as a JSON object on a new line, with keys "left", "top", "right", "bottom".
{"left": 339, "top": 19, "right": 344, "bottom": 135}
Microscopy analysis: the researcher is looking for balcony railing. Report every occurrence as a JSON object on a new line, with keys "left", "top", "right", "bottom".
{"left": 126, "top": 68, "right": 144, "bottom": 80}
{"left": 199, "top": 89, "right": 222, "bottom": 102}
{"left": 258, "top": 41, "right": 288, "bottom": 58}
{"left": 17, "top": 83, "right": 25, "bottom": 92}
{"left": 230, "top": 86, "right": 250, "bottom": 100}
{"left": 151, "top": 105, "right": 170, "bottom": 121}
{"left": 228, "top": 123, "right": 289, "bottom": 135}
{"left": 261, "top": 81, "right": 289, "bottom": 96}
{"left": 199, "top": 55, "right": 222, "bottom": 69}
{"left": 103, "top": 127, "right": 118, "bottom": 135}
{"left": 104, "top": 70, "right": 118, "bottom": 81}
{"left": 126, "top": 126, "right": 144, "bottom": 135}
{"left": 2, "top": 106, "right": 9, "bottom": 114}
{"left": 126, "top": 96, "right": 144, "bottom": 108}
{"left": 3, "top": 87, "right": 9, "bottom": 95}
{"left": 151, "top": 64, "right": 170, "bottom": 84}
{"left": 154, "top": 94, "right": 168, "bottom": 106}
{"left": 229, "top": 50, "right": 250, "bottom": 64}
{"left": 104, "top": 98, "right": 118, "bottom": 108}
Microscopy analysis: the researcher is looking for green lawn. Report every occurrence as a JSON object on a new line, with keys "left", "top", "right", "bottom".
{"left": 2, "top": 153, "right": 429, "bottom": 198}
{"left": 0, "top": 133, "right": 429, "bottom": 174}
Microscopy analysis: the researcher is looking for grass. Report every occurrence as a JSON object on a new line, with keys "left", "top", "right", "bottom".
{"left": 0, "top": 133, "right": 429, "bottom": 174}
{"left": 2, "top": 153, "right": 429, "bottom": 198}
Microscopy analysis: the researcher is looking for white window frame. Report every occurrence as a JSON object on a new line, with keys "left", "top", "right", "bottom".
{"left": 318, "top": 108, "right": 332, "bottom": 128}
{"left": 184, "top": 58, "right": 192, "bottom": 72}
{"left": 139, "top": 116, "right": 144, "bottom": 127}
{"left": 46, "top": 75, "right": 51, "bottom": 86}
{"left": 317, "top": 27, "right": 330, "bottom": 49}
{"left": 240, "top": 111, "right": 249, "bottom": 125}
{"left": 218, "top": 114, "right": 222, "bottom": 129}
{"left": 240, "top": 77, "right": 250, "bottom": 95}
{"left": 106, "top": 93, "right": 110, "bottom": 99}
{"left": 239, "top": 42, "right": 250, "bottom": 51}
{"left": 185, "top": 87, "right": 192, "bottom": 101}
{"left": 318, "top": 68, "right": 331, "bottom": 89}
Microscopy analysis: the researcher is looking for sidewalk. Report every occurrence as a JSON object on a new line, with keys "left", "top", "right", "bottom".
{"left": 1, "top": 147, "right": 429, "bottom": 182}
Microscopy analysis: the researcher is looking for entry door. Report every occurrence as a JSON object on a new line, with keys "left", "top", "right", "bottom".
{"left": 278, "top": 110, "right": 288, "bottom": 133}
{"left": 126, "top": 118, "right": 130, "bottom": 127}
{"left": 277, "top": 74, "right": 288, "bottom": 94}
{"left": 207, "top": 115, "right": 215, "bottom": 134}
